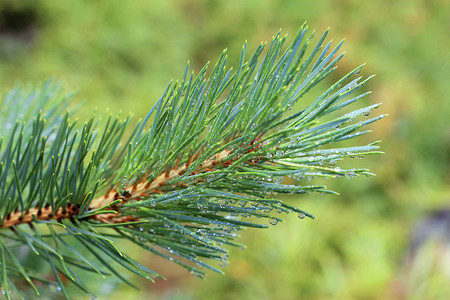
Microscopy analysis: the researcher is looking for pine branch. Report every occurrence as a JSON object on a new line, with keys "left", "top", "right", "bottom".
{"left": 0, "top": 25, "right": 385, "bottom": 299}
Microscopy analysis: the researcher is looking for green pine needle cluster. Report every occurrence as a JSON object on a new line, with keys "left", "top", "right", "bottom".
{"left": 0, "top": 24, "right": 385, "bottom": 299}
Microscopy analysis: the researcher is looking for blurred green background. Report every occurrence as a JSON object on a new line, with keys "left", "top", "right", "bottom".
{"left": 1, "top": 0, "right": 449, "bottom": 299}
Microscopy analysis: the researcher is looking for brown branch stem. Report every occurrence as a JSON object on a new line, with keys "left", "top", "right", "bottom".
{"left": 1, "top": 204, "right": 79, "bottom": 229}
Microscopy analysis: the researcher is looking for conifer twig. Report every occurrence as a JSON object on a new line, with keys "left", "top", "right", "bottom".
{"left": 0, "top": 25, "right": 385, "bottom": 299}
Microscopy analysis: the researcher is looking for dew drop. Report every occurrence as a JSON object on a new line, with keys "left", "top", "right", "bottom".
{"left": 220, "top": 253, "right": 229, "bottom": 267}
{"left": 273, "top": 176, "right": 284, "bottom": 184}
{"left": 293, "top": 174, "right": 303, "bottom": 181}
{"left": 270, "top": 218, "right": 278, "bottom": 226}
{"left": 298, "top": 213, "right": 306, "bottom": 219}
{"left": 345, "top": 171, "right": 357, "bottom": 179}
{"left": 223, "top": 226, "right": 232, "bottom": 233}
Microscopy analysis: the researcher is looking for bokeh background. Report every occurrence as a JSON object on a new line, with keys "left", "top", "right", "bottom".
{"left": 1, "top": 0, "right": 449, "bottom": 299}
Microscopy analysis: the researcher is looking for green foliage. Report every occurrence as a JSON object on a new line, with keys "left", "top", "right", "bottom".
{"left": 0, "top": 26, "right": 384, "bottom": 299}
{"left": 0, "top": 83, "right": 130, "bottom": 220}
{"left": 0, "top": 83, "right": 132, "bottom": 298}
{"left": 1, "top": 1, "right": 448, "bottom": 299}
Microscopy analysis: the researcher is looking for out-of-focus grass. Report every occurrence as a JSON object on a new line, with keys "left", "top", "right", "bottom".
{"left": 1, "top": 0, "right": 449, "bottom": 299}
